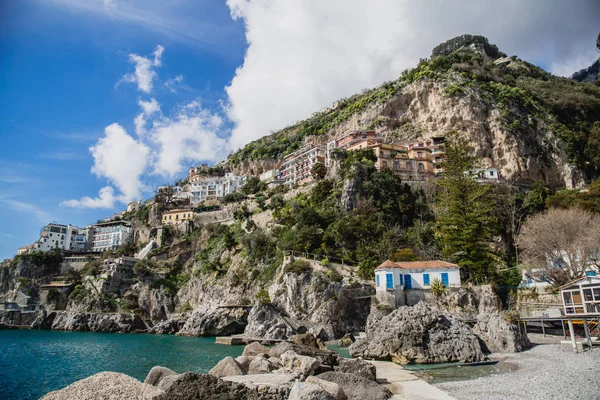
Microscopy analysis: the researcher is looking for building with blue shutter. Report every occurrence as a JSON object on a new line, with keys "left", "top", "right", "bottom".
{"left": 374, "top": 260, "right": 461, "bottom": 306}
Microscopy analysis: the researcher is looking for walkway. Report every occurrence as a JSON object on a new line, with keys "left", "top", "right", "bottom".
{"left": 368, "top": 360, "right": 455, "bottom": 400}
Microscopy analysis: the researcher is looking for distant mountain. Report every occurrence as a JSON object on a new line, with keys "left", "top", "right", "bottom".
{"left": 227, "top": 34, "right": 600, "bottom": 188}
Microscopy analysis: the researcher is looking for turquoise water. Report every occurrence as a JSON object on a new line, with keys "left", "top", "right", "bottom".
{"left": 0, "top": 330, "right": 244, "bottom": 400}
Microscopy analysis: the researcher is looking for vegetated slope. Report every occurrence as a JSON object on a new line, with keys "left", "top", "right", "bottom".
{"left": 228, "top": 34, "right": 600, "bottom": 188}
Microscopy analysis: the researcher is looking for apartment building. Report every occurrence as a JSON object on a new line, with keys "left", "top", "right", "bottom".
{"left": 187, "top": 172, "right": 246, "bottom": 205}
{"left": 280, "top": 144, "right": 326, "bottom": 186}
{"left": 33, "top": 223, "right": 90, "bottom": 253}
{"left": 90, "top": 221, "right": 133, "bottom": 253}
{"left": 326, "top": 129, "right": 383, "bottom": 166}
{"left": 162, "top": 209, "right": 196, "bottom": 225}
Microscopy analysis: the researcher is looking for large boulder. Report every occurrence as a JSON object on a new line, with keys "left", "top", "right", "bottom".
{"left": 248, "top": 356, "right": 279, "bottom": 374}
{"left": 243, "top": 305, "right": 295, "bottom": 339}
{"left": 306, "top": 376, "right": 347, "bottom": 400}
{"left": 154, "top": 372, "right": 279, "bottom": 400}
{"left": 317, "top": 372, "right": 391, "bottom": 400}
{"left": 349, "top": 302, "right": 485, "bottom": 364}
{"left": 288, "top": 382, "right": 336, "bottom": 400}
{"left": 338, "top": 334, "right": 355, "bottom": 348}
{"left": 281, "top": 350, "right": 321, "bottom": 376}
{"left": 269, "top": 342, "right": 338, "bottom": 367}
{"left": 144, "top": 366, "right": 177, "bottom": 386}
{"left": 40, "top": 372, "right": 164, "bottom": 400}
{"left": 148, "top": 319, "right": 185, "bottom": 335}
{"left": 472, "top": 312, "right": 531, "bottom": 353}
{"left": 291, "top": 333, "right": 320, "bottom": 348}
{"left": 177, "top": 307, "right": 249, "bottom": 337}
{"left": 337, "top": 358, "right": 376, "bottom": 381}
{"left": 208, "top": 356, "right": 245, "bottom": 378}
{"left": 222, "top": 373, "right": 297, "bottom": 397}
{"left": 242, "top": 341, "right": 271, "bottom": 357}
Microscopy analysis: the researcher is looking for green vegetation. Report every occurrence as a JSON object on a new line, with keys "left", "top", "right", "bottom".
{"left": 15, "top": 249, "right": 63, "bottom": 275}
{"left": 546, "top": 178, "right": 600, "bottom": 213}
{"left": 430, "top": 278, "right": 446, "bottom": 297}
{"left": 284, "top": 259, "right": 312, "bottom": 274}
{"left": 242, "top": 177, "right": 267, "bottom": 195}
{"left": 311, "top": 162, "right": 327, "bottom": 180}
{"left": 69, "top": 285, "right": 89, "bottom": 302}
{"left": 255, "top": 289, "right": 271, "bottom": 305}
{"left": 196, "top": 225, "right": 237, "bottom": 275}
{"left": 222, "top": 192, "right": 247, "bottom": 203}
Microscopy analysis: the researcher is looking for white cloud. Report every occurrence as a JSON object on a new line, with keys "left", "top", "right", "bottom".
{"left": 61, "top": 186, "right": 118, "bottom": 209}
{"left": 134, "top": 98, "right": 161, "bottom": 135}
{"left": 225, "top": 0, "right": 600, "bottom": 149}
{"left": 150, "top": 101, "right": 228, "bottom": 177}
{"left": 0, "top": 198, "right": 51, "bottom": 222}
{"left": 165, "top": 75, "right": 184, "bottom": 93}
{"left": 551, "top": 54, "right": 599, "bottom": 78}
{"left": 103, "top": 0, "right": 116, "bottom": 10}
{"left": 120, "top": 45, "right": 165, "bottom": 93}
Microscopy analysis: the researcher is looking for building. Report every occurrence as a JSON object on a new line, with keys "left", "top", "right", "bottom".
{"left": 560, "top": 276, "right": 600, "bottom": 316}
{"left": 326, "top": 130, "right": 383, "bottom": 166}
{"left": 375, "top": 260, "right": 461, "bottom": 306}
{"left": 187, "top": 173, "right": 246, "bottom": 205}
{"left": 17, "top": 245, "right": 33, "bottom": 255}
{"left": 473, "top": 168, "right": 500, "bottom": 182}
{"left": 127, "top": 200, "right": 142, "bottom": 213}
{"left": 280, "top": 144, "right": 326, "bottom": 186}
{"left": 33, "top": 223, "right": 90, "bottom": 253}
{"left": 162, "top": 209, "right": 195, "bottom": 225}
{"left": 346, "top": 141, "right": 436, "bottom": 181}
{"left": 260, "top": 169, "right": 284, "bottom": 187}
{"left": 90, "top": 221, "right": 133, "bottom": 253}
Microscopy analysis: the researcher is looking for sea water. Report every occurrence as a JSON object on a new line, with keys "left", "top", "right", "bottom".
{"left": 0, "top": 330, "right": 244, "bottom": 400}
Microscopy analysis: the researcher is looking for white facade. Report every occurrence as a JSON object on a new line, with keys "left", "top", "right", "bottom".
{"left": 187, "top": 173, "right": 246, "bottom": 205}
{"left": 127, "top": 200, "right": 142, "bottom": 213}
{"left": 34, "top": 223, "right": 90, "bottom": 253}
{"left": 374, "top": 260, "right": 461, "bottom": 291}
{"left": 280, "top": 144, "right": 326, "bottom": 186}
{"left": 260, "top": 169, "right": 280, "bottom": 182}
{"left": 473, "top": 168, "right": 499, "bottom": 182}
{"left": 90, "top": 221, "right": 133, "bottom": 253}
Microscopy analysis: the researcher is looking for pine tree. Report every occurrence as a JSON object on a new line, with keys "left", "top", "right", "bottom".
{"left": 435, "top": 132, "right": 498, "bottom": 283}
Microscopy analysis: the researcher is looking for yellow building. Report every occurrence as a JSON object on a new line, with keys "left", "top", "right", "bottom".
{"left": 162, "top": 209, "right": 195, "bottom": 225}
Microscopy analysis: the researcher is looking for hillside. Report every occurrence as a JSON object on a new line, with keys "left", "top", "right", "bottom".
{"left": 228, "top": 34, "right": 600, "bottom": 188}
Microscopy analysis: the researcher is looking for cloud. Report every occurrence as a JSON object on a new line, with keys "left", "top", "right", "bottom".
{"left": 150, "top": 101, "right": 228, "bottom": 177}
{"left": 225, "top": 0, "right": 600, "bottom": 149}
{"left": 134, "top": 98, "right": 161, "bottom": 135}
{"left": 61, "top": 186, "right": 118, "bottom": 209}
{"left": 0, "top": 198, "right": 51, "bottom": 222}
{"left": 103, "top": 0, "right": 116, "bottom": 10}
{"left": 165, "top": 75, "right": 184, "bottom": 93}
{"left": 120, "top": 45, "right": 165, "bottom": 93}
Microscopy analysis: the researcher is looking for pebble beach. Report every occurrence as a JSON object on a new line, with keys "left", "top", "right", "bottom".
{"left": 436, "top": 344, "right": 600, "bottom": 400}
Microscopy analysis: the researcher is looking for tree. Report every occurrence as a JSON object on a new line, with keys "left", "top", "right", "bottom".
{"left": 517, "top": 208, "right": 600, "bottom": 287}
{"left": 64, "top": 268, "right": 82, "bottom": 285}
{"left": 156, "top": 184, "right": 176, "bottom": 206}
{"left": 434, "top": 133, "right": 499, "bottom": 283}
{"left": 242, "top": 177, "right": 267, "bottom": 195}
{"left": 311, "top": 162, "right": 327, "bottom": 180}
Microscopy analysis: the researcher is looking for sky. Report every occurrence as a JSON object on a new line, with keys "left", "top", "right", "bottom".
{"left": 0, "top": 0, "right": 599, "bottom": 260}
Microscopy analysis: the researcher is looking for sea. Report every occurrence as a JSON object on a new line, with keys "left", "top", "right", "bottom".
{"left": 0, "top": 330, "right": 244, "bottom": 400}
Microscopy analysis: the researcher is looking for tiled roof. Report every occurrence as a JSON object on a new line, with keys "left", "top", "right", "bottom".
{"left": 375, "top": 260, "right": 459, "bottom": 270}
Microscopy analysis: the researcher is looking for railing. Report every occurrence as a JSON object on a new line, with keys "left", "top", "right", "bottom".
{"left": 283, "top": 250, "right": 357, "bottom": 267}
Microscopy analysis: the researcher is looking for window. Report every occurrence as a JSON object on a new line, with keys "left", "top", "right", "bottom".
{"left": 441, "top": 273, "right": 449, "bottom": 287}
{"left": 418, "top": 152, "right": 423, "bottom": 158}
{"left": 376, "top": 275, "right": 380, "bottom": 287}
{"left": 423, "top": 274, "right": 430, "bottom": 285}
{"left": 382, "top": 161, "right": 388, "bottom": 168}
{"left": 585, "top": 271, "right": 597, "bottom": 277}
{"left": 489, "top": 170, "right": 494, "bottom": 176}
{"left": 563, "top": 292, "right": 573, "bottom": 306}
{"left": 362, "top": 134, "right": 367, "bottom": 139}
{"left": 418, "top": 163, "right": 424, "bottom": 171}
{"left": 386, "top": 273, "right": 394, "bottom": 289}
{"left": 584, "top": 289, "right": 593, "bottom": 301}
{"left": 394, "top": 161, "right": 399, "bottom": 170}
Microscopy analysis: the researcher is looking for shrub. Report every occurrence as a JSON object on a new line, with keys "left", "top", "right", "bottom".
{"left": 325, "top": 269, "right": 343, "bottom": 283}
{"left": 47, "top": 288, "right": 62, "bottom": 303}
{"left": 255, "top": 289, "right": 271, "bottom": 305}
{"left": 69, "top": 285, "right": 89, "bottom": 302}
{"left": 284, "top": 260, "right": 312, "bottom": 274}
{"left": 320, "top": 259, "right": 330, "bottom": 267}
{"left": 222, "top": 192, "right": 247, "bottom": 204}
{"left": 430, "top": 278, "right": 446, "bottom": 297}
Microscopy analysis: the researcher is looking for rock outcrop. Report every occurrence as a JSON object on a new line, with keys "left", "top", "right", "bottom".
{"left": 317, "top": 372, "right": 392, "bottom": 400}
{"left": 349, "top": 302, "right": 485, "bottom": 364}
{"left": 473, "top": 312, "right": 531, "bottom": 353}
{"left": 40, "top": 372, "right": 164, "bottom": 400}
{"left": 177, "top": 307, "right": 249, "bottom": 337}
{"left": 48, "top": 311, "right": 147, "bottom": 333}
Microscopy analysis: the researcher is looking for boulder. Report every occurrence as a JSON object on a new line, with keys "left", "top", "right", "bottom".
{"left": 148, "top": 319, "right": 184, "bottom": 335}
{"left": 208, "top": 356, "right": 245, "bottom": 378}
{"left": 154, "top": 372, "right": 278, "bottom": 400}
{"left": 49, "top": 311, "right": 147, "bottom": 333}
{"left": 317, "top": 372, "right": 392, "bottom": 400}
{"left": 222, "top": 373, "right": 298, "bottom": 397}
{"left": 243, "top": 305, "right": 295, "bottom": 339}
{"left": 281, "top": 350, "right": 321, "bottom": 376}
{"left": 472, "top": 312, "right": 531, "bottom": 353}
{"left": 269, "top": 342, "right": 338, "bottom": 367}
{"left": 337, "top": 358, "right": 376, "bottom": 381}
{"left": 338, "top": 334, "right": 355, "bottom": 348}
{"left": 349, "top": 302, "right": 485, "bottom": 364}
{"left": 291, "top": 333, "right": 321, "bottom": 348}
{"left": 243, "top": 341, "right": 271, "bottom": 357}
{"left": 235, "top": 355, "right": 252, "bottom": 373}
{"left": 288, "top": 382, "right": 336, "bottom": 400}
{"left": 306, "top": 376, "right": 347, "bottom": 400}
{"left": 177, "top": 307, "right": 249, "bottom": 337}
{"left": 248, "top": 356, "right": 279, "bottom": 374}
{"left": 144, "top": 366, "right": 177, "bottom": 386}
{"left": 40, "top": 371, "right": 164, "bottom": 400}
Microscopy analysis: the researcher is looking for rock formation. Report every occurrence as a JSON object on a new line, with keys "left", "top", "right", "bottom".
{"left": 349, "top": 302, "right": 485, "bottom": 364}
{"left": 473, "top": 312, "right": 531, "bottom": 353}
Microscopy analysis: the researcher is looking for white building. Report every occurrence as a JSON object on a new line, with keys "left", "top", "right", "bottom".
{"left": 187, "top": 173, "right": 246, "bottom": 205}
{"left": 260, "top": 169, "right": 283, "bottom": 187}
{"left": 33, "top": 223, "right": 90, "bottom": 253}
{"left": 375, "top": 260, "right": 461, "bottom": 306}
{"left": 90, "top": 221, "right": 133, "bottom": 253}
{"left": 472, "top": 168, "right": 499, "bottom": 182}
{"left": 127, "top": 200, "right": 142, "bottom": 213}
{"left": 280, "top": 144, "right": 326, "bottom": 186}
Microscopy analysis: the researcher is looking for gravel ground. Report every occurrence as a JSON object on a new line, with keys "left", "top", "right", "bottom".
{"left": 436, "top": 344, "right": 600, "bottom": 400}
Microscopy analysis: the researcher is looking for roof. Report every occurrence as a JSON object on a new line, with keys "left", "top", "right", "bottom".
{"left": 375, "top": 260, "right": 459, "bottom": 270}
{"left": 163, "top": 209, "right": 194, "bottom": 214}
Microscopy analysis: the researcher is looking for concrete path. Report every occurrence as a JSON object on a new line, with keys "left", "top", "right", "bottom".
{"left": 368, "top": 360, "right": 455, "bottom": 400}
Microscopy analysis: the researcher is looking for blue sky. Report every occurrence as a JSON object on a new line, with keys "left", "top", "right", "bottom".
{"left": 1, "top": 0, "right": 599, "bottom": 260}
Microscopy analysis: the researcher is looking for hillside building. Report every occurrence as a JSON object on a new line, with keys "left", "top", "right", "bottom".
{"left": 90, "top": 221, "right": 133, "bottom": 253}
{"left": 187, "top": 172, "right": 246, "bottom": 205}
{"left": 326, "top": 130, "right": 383, "bottom": 166}
{"left": 33, "top": 223, "right": 90, "bottom": 253}
{"left": 280, "top": 144, "right": 326, "bottom": 186}
{"left": 162, "top": 209, "right": 196, "bottom": 225}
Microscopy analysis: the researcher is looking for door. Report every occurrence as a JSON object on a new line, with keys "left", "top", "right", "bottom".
{"left": 404, "top": 275, "right": 412, "bottom": 289}
{"left": 441, "top": 273, "right": 449, "bottom": 287}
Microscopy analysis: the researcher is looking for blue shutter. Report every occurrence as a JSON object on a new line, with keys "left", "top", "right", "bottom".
{"left": 441, "top": 273, "right": 449, "bottom": 287}
{"left": 586, "top": 271, "right": 597, "bottom": 277}
{"left": 404, "top": 275, "right": 412, "bottom": 289}
{"left": 423, "top": 274, "right": 430, "bottom": 285}
{"left": 386, "top": 273, "right": 394, "bottom": 289}
{"left": 376, "top": 274, "right": 380, "bottom": 286}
